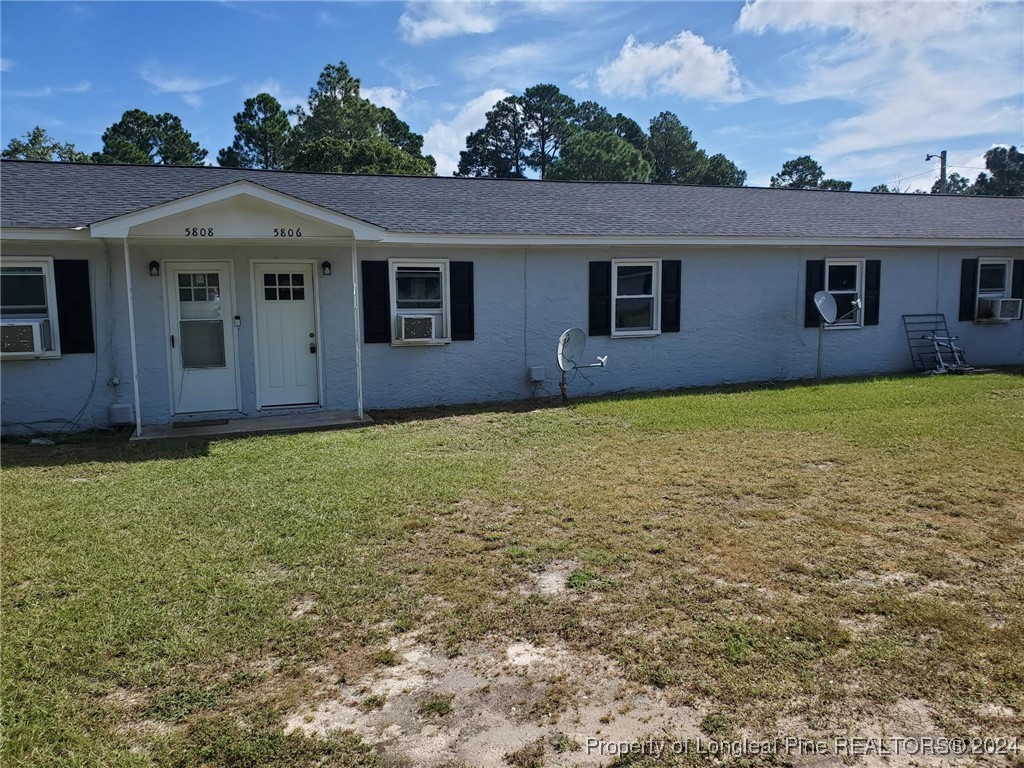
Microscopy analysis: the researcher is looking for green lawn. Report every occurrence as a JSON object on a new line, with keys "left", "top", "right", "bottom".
{"left": 3, "top": 373, "right": 1023, "bottom": 767}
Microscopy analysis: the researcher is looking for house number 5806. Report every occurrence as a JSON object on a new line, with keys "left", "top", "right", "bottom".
{"left": 185, "top": 227, "right": 213, "bottom": 236}
{"left": 274, "top": 228, "right": 302, "bottom": 237}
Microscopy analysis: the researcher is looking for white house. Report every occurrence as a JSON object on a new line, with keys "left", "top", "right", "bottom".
{"left": 1, "top": 160, "right": 1022, "bottom": 437}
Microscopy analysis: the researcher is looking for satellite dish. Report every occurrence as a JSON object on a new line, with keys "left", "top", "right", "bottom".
{"left": 557, "top": 328, "right": 587, "bottom": 373}
{"left": 813, "top": 290, "right": 837, "bottom": 324}
{"left": 555, "top": 327, "right": 608, "bottom": 402}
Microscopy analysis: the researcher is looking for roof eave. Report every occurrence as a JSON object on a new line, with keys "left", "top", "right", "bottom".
{"left": 2, "top": 228, "right": 1020, "bottom": 250}
{"left": 373, "top": 232, "right": 1024, "bottom": 248}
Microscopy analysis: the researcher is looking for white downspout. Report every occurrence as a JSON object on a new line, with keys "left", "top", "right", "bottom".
{"left": 351, "top": 241, "right": 364, "bottom": 419}
{"left": 123, "top": 238, "right": 143, "bottom": 437}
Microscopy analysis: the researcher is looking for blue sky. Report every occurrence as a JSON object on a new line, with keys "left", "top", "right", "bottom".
{"left": 2, "top": 1, "right": 1022, "bottom": 189}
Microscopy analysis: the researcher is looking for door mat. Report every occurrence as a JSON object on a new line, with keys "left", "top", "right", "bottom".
{"left": 172, "top": 419, "right": 229, "bottom": 428}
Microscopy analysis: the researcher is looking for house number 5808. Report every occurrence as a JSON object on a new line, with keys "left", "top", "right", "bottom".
{"left": 185, "top": 227, "right": 213, "bottom": 236}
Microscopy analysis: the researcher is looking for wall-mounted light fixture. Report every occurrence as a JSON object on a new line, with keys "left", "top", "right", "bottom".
{"left": 149, "top": 261, "right": 160, "bottom": 277}
{"left": 321, "top": 261, "right": 332, "bottom": 276}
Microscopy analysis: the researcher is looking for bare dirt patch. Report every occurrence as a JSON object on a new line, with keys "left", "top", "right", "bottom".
{"left": 283, "top": 635, "right": 702, "bottom": 767}
{"left": 836, "top": 614, "right": 885, "bottom": 636}
{"left": 775, "top": 697, "right": 1019, "bottom": 768}
{"left": 804, "top": 461, "right": 836, "bottom": 472}
{"left": 103, "top": 686, "right": 150, "bottom": 712}
{"left": 289, "top": 594, "right": 318, "bottom": 620}
{"left": 522, "top": 560, "right": 580, "bottom": 596}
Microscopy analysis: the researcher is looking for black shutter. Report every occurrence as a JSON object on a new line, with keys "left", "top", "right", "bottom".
{"left": 661, "top": 260, "right": 681, "bottom": 333}
{"left": 589, "top": 261, "right": 612, "bottom": 336}
{"left": 361, "top": 261, "right": 391, "bottom": 343}
{"left": 864, "top": 259, "right": 881, "bottom": 326}
{"left": 53, "top": 259, "right": 95, "bottom": 354}
{"left": 959, "top": 258, "right": 978, "bottom": 322}
{"left": 1011, "top": 259, "right": 1024, "bottom": 302}
{"left": 449, "top": 261, "right": 474, "bottom": 341}
{"left": 804, "top": 260, "right": 825, "bottom": 328}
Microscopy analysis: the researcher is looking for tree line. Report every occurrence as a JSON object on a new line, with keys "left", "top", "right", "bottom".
{"left": 2, "top": 57, "right": 1021, "bottom": 196}
{"left": 2, "top": 61, "right": 435, "bottom": 175}
{"left": 769, "top": 152, "right": 1024, "bottom": 197}
{"left": 455, "top": 83, "right": 747, "bottom": 185}
{"left": 0, "top": 58, "right": 745, "bottom": 186}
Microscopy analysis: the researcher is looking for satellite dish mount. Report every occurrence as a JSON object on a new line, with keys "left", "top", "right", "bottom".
{"left": 812, "top": 290, "right": 862, "bottom": 380}
{"left": 556, "top": 327, "right": 607, "bottom": 402}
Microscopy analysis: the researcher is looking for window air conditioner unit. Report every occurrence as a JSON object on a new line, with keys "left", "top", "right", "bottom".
{"left": 1, "top": 318, "right": 51, "bottom": 356}
{"left": 996, "top": 298, "right": 1023, "bottom": 321}
{"left": 399, "top": 314, "right": 435, "bottom": 341}
{"left": 977, "top": 297, "right": 1022, "bottom": 322}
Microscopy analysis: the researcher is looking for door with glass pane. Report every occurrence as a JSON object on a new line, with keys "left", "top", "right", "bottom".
{"left": 167, "top": 263, "right": 238, "bottom": 413}
{"left": 254, "top": 263, "right": 319, "bottom": 407}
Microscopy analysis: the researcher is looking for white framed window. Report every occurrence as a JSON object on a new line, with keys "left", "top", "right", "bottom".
{"left": 612, "top": 259, "right": 661, "bottom": 337}
{"left": 975, "top": 259, "right": 1019, "bottom": 322}
{"left": 1, "top": 257, "right": 61, "bottom": 358}
{"left": 825, "top": 259, "right": 864, "bottom": 328}
{"left": 389, "top": 259, "right": 450, "bottom": 345}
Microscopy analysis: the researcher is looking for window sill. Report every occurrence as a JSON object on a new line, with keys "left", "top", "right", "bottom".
{"left": 611, "top": 330, "right": 661, "bottom": 338}
{"left": 824, "top": 323, "right": 863, "bottom": 331}
{"left": 1, "top": 351, "right": 61, "bottom": 360}
{"left": 390, "top": 338, "right": 451, "bottom": 347}
{"left": 974, "top": 318, "right": 1014, "bottom": 324}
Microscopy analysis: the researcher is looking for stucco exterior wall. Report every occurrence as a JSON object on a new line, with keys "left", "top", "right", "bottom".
{"left": 2, "top": 237, "right": 1021, "bottom": 434}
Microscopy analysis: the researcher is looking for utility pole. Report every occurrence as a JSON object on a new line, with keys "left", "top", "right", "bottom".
{"left": 926, "top": 151, "right": 947, "bottom": 193}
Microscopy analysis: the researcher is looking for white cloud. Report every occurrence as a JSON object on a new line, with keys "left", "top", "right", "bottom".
{"left": 363, "top": 86, "right": 408, "bottom": 112}
{"left": 736, "top": 0, "right": 981, "bottom": 46}
{"left": 315, "top": 9, "right": 341, "bottom": 26}
{"left": 140, "top": 61, "right": 229, "bottom": 109}
{"left": 569, "top": 73, "right": 590, "bottom": 91}
{"left": 815, "top": 67, "right": 1020, "bottom": 159}
{"left": 140, "top": 63, "right": 230, "bottom": 96}
{"left": 735, "top": 1, "right": 1024, "bottom": 165}
{"left": 399, "top": 1, "right": 499, "bottom": 43}
{"left": 455, "top": 42, "right": 553, "bottom": 88}
{"left": 240, "top": 78, "right": 305, "bottom": 112}
{"left": 397, "top": 0, "right": 599, "bottom": 43}
{"left": 220, "top": 2, "right": 282, "bottom": 23}
{"left": 423, "top": 88, "right": 510, "bottom": 175}
{"left": 596, "top": 31, "right": 742, "bottom": 101}
{"left": 7, "top": 80, "right": 92, "bottom": 98}
{"left": 379, "top": 59, "right": 441, "bottom": 92}
{"left": 0, "top": 58, "right": 12, "bottom": 72}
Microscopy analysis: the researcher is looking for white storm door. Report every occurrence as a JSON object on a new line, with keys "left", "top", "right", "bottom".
{"left": 255, "top": 264, "right": 319, "bottom": 407}
{"left": 168, "top": 263, "right": 238, "bottom": 414}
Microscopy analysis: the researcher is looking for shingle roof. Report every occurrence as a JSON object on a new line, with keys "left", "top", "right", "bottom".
{"left": 2, "top": 160, "right": 1022, "bottom": 240}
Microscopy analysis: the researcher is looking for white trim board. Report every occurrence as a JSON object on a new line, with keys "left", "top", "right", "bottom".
{"left": 374, "top": 233, "right": 1024, "bottom": 248}
{"left": 4, "top": 228, "right": 1021, "bottom": 250}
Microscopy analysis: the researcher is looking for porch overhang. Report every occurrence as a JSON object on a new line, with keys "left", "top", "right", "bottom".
{"left": 88, "top": 180, "right": 386, "bottom": 241}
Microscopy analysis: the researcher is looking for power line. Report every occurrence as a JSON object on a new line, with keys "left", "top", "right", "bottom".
{"left": 895, "top": 168, "right": 939, "bottom": 182}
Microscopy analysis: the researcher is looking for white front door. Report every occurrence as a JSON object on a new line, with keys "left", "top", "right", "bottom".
{"left": 167, "top": 262, "right": 238, "bottom": 414}
{"left": 254, "top": 263, "right": 319, "bottom": 407}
